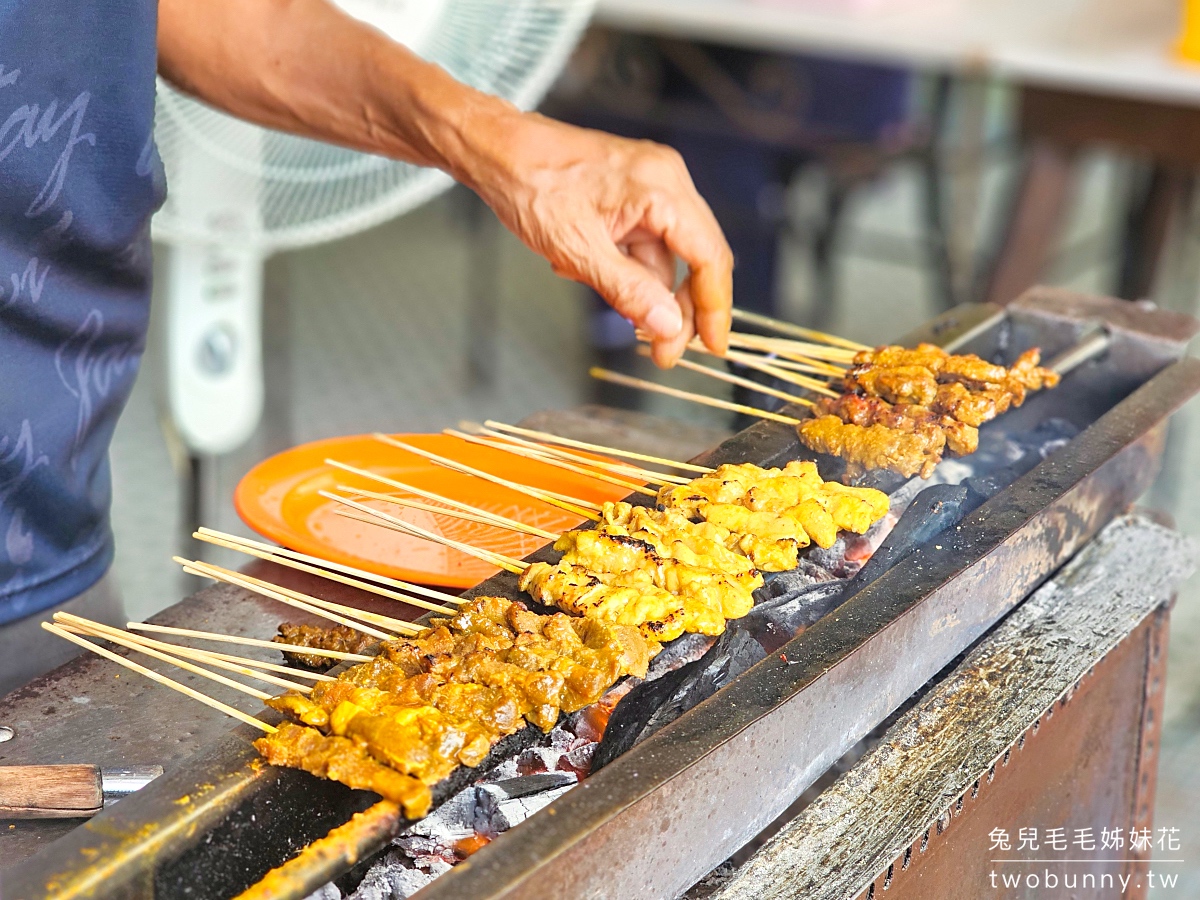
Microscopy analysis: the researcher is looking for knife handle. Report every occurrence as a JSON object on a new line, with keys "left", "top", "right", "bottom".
{"left": 0, "top": 765, "right": 103, "bottom": 819}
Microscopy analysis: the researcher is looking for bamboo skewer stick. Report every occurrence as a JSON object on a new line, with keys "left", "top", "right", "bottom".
{"left": 325, "top": 460, "right": 560, "bottom": 537}
{"left": 223, "top": 567, "right": 424, "bottom": 634}
{"left": 443, "top": 429, "right": 657, "bottom": 498}
{"left": 482, "top": 421, "right": 714, "bottom": 474}
{"left": 52, "top": 616, "right": 274, "bottom": 701}
{"left": 335, "top": 509, "right": 531, "bottom": 578}
{"left": 749, "top": 354, "right": 846, "bottom": 378}
{"left": 41, "top": 623, "right": 277, "bottom": 733}
{"left": 337, "top": 485, "right": 558, "bottom": 541}
{"left": 193, "top": 530, "right": 455, "bottom": 616}
{"left": 727, "top": 332, "right": 857, "bottom": 362}
{"left": 194, "top": 528, "right": 461, "bottom": 608}
{"left": 126, "top": 622, "right": 374, "bottom": 663}
{"left": 180, "top": 558, "right": 397, "bottom": 640}
{"left": 730, "top": 308, "right": 869, "bottom": 351}
{"left": 56, "top": 614, "right": 316, "bottom": 695}
{"left": 322, "top": 491, "right": 528, "bottom": 575}
{"left": 687, "top": 342, "right": 842, "bottom": 394}
{"left": 374, "top": 435, "right": 603, "bottom": 518}
{"left": 639, "top": 349, "right": 818, "bottom": 410}
{"left": 588, "top": 368, "right": 804, "bottom": 426}
{"left": 459, "top": 424, "right": 690, "bottom": 487}
{"left": 175, "top": 647, "right": 336, "bottom": 682}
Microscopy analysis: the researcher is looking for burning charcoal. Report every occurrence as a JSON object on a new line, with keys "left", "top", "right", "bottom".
{"left": 345, "top": 850, "right": 447, "bottom": 900}
{"left": 644, "top": 632, "right": 718, "bottom": 680}
{"left": 844, "top": 483, "right": 970, "bottom": 591}
{"left": 739, "top": 581, "right": 848, "bottom": 654}
{"left": 514, "top": 727, "right": 578, "bottom": 775}
{"left": 593, "top": 628, "right": 767, "bottom": 772}
{"left": 473, "top": 774, "right": 577, "bottom": 838}
{"left": 556, "top": 741, "right": 596, "bottom": 779}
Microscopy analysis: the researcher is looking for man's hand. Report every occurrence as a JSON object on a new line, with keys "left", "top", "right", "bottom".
{"left": 456, "top": 111, "right": 733, "bottom": 367}
{"left": 158, "top": 0, "right": 733, "bottom": 366}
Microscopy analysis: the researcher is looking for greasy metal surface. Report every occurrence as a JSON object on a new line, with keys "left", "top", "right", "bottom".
{"left": 4, "top": 289, "right": 1196, "bottom": 899}
{"left": 0, "top": 564, "right": 429, "bottom": 865}
{"left": 416, "top": 359, "right": 1200, "bottom": 900}
{"left": 707, "top": 515, "right": 1192, "bottom": 899}
{"left": 850, "top": 613, "right": 1167, "bottom": 900}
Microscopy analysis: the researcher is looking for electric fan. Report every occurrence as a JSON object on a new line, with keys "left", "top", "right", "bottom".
{"left": 153, "top": 0, "right": 596, "bottom": 454}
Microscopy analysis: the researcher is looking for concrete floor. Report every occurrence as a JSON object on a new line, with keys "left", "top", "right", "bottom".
{"left": 107, "top": 138, "right": 1200, "bottom": 893}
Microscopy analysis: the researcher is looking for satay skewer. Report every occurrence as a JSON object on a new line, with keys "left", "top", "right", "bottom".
{"left": 179, "top": 558, "right": 399, "bottom": 639}
{"left": 638, "top": 349, "right": 819, "bottom": 409}
{"left": 41, "top": 623, "right": 277, "bottom": 733}
{"left": 589, "top": 368, "right": 804, "bottom": 426}
{"left": 127, "top": 622, "right": 373, "bottom": 663}
{"left": 730, "top": 308, "right": 870, "bottom": 351}
{"left": 193, "top": 530, "right": 455, "bottom": 616}
{"left": 727, "top": 332, "right": 858, "bottom": 362}
{"left": 442, "top": 429, "right": 658, "bottom": 497}
{"left": 337, "top": 486, "right": 557, "bottom": 541}
{"left": 56, "top": 614, "right": 317, "bottom": 695}
{"left": 326, "top": 460, "right": 561, "bottom": 537}
{"left": 482, "top": 421, "right": 715, "bottom": 475}
{"left": 460, "top": 424, "right": 692, "bottom": 486}
{"left": 693, "top": 345, "right": 843, "bottom": 392}
{"left": 52, "top": 617, "right": 276, "bottom": 700}
{"left": 322, "top": 492, "right": 528, "bottom": 575}
{"left": 374, "top": 435, "right": 604, "bottom": 517}
{"left": 333, "top": 508, "right": 531, "bottom": 577}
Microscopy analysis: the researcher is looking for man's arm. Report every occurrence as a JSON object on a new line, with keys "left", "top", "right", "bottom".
{"left": 158, "top": 0, "right": 733, "bottom": 365}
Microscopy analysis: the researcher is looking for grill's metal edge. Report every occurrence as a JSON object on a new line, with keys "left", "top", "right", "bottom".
{"left": 416, "top": 358, "right": 1200, "bottom": 900}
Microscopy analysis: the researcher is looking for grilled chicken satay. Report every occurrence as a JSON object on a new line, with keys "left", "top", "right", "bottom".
{"left": 260, "top": 597, "right": 656, "bottom": 817}
{"left": 656, "top": 460, "right": 890, "bottom": 547}
{"left": 519, "top": 562, "right": 688, "bottom": 642}
{"left": 598, "top": 502, "right": 762, "bottom": 581}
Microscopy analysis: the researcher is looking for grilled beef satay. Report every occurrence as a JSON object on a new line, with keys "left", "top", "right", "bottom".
{"left": 259, "top": 597, "right": 657, "bottom": 817}
{"left": 796, "top": 415, "right": 947, "bottom": 479}
{"left": 274, "top": 623, "right": 376, "bottom": 671}
{"left": 815, "top": 394, "right": 979, "bottom": 457}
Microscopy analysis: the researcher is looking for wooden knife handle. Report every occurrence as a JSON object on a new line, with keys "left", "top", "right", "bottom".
{"left": 0, "top": 765, "right": 103, "bottom": 819}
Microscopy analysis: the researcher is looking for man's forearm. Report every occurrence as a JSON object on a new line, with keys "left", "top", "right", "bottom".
{"left": 157, "top": 0, "right": 509, "bottom": 184}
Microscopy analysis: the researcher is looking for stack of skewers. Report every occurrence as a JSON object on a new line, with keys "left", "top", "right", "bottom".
{"left": 38, "top": 309, "right": 1068, "bottom": 832}
{"left": 594, "top": 307, "right": 1062, "bottom": 479}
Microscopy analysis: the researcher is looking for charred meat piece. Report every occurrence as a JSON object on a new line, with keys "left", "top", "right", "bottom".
{"left": 797, "top": 415, "right": 946, "bottom": 479}
{"left": 275, "top": 623, "right": 377, "bottom": 671}
{"left": 843, "top": 364, "right": 939, "bottom": 406}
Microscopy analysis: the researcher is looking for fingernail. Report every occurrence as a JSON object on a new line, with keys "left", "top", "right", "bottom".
{"left": 645, "top": 303, "right": 683, "bottom": 340}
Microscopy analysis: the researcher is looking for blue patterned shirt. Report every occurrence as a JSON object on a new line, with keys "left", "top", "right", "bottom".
{"left": 0, "top": 0, "right": 165, "bottom": 623}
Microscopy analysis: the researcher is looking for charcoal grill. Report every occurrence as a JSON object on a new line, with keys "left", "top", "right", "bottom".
{"left": 3, "top": 286, "right": 1199, "bottom": 900}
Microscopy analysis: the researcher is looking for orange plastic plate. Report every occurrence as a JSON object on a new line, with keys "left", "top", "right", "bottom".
{"left": 234, "top": 434, "right": 638, "bottom": 589}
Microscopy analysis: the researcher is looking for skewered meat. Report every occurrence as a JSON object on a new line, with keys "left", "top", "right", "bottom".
{"left": 255, "top": 722, "right": 434, "bottom": 818}
{"left": 1010, "top": 348, "right": 1061, "bottom": 391}
{"left": 815, "top": 394, "right": 979, "bottom": 457}
{"left": 797, "top": 415, "right": 946, "bottom": 479}
{"left": 599, "top": 503, "right": 762, "bottom": 581}
{"left": 519, "top": 562, "right": 687, "bottom": 642}
{"left": 844, "top": 365, "right": 939, "bottom": 406}
{"left": 275, "top": 623, "right": 376, "bottom": 671}
{"left": 259, "top": 597, "right": 656, "bottom": 818}
{"left": 656, "top": 461, "right": 890, "bottom": 548}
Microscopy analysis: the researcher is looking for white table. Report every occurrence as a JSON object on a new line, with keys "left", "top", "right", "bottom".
{"left": 596, "top": 0, "right": 1200, "bottom": 107}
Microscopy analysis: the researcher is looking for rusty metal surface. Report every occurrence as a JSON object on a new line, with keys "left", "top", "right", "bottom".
{"left": 856, "top": 613, "right": 1166, "bottom": 900}
{"left": 705, "top": 515, "right": 1192, "bottom": 900}
{"left": 3, "top": 289, "right": 1197, "bottom": 899}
